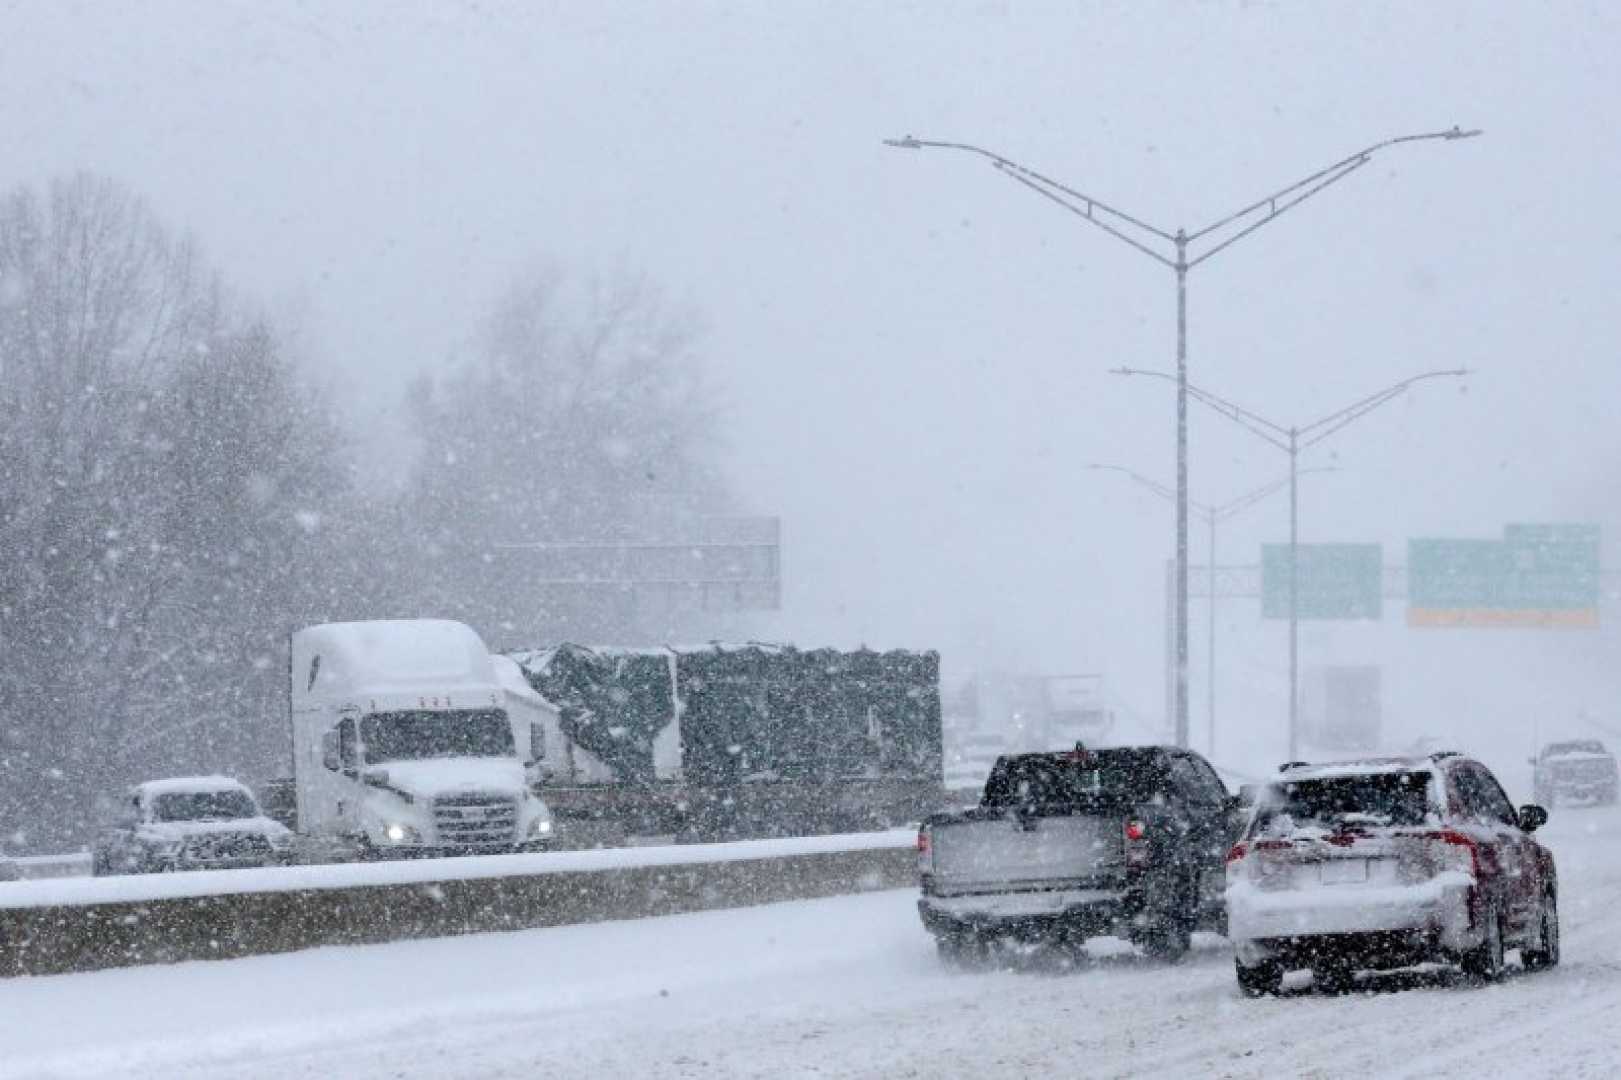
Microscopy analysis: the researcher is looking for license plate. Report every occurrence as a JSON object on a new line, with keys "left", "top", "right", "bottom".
{"left": 1321, "top": 859, "right": 1368, "bottom": 885}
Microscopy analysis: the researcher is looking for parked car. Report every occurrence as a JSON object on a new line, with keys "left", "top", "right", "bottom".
{"left": 917, "top": 745, "right": 1244, "bottom": 965}
{"left": 1532, "top": 739, "right": 1618, "bottom": 807}
{"left": 1227, "top": 752, "right": 1557, "bottom": 995}
{"left": 92, "top": 776, "right": 294, "bottom": 875}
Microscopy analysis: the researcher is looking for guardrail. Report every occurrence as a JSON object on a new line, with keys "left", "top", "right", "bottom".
{"left": 0, "top": 831, "right": 916, "bottom": 978}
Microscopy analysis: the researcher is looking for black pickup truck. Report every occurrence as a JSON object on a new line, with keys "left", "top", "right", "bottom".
{"left": 917, "top": 746, "right": 1245, "bottom": 964}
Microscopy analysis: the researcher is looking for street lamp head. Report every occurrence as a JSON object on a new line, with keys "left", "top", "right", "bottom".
{"left": 883, "top": 136, "right": 924, "bottom": 150}
{"left": 1443, "top": 126, "right": 1483, "bottom": 140}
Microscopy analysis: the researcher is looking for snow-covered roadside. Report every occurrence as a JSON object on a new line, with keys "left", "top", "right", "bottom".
{"left": 3, "top": 810, "right": 1618, "bottom": 1080}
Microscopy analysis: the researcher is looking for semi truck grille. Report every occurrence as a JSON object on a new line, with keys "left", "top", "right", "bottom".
{"left": 433, "top": 794, "right": 518, "bottom": 845}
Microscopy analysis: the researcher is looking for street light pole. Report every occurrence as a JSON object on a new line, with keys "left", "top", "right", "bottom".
{"left": 1087, "top": 463, "right": 1333, "bottom": 757}
{"left": 1289, "top": 427, "right": 1299, "bottom": 759}
{"left": 1111, "top": 368, "right": 1468, "bottom": 759}
{"left": 1175, "top": 230, "right": 1191, "bottom": 750}
{"left": 885, "top": 128, "right": 1480, "bottom": 749}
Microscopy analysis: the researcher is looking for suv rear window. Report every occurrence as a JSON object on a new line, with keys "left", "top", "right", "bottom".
{"left": 1253, "top": 770, "right": 1433, "bottom": 834}
{"left": 981, "top": 751, "right": 1166, "bottom": 812}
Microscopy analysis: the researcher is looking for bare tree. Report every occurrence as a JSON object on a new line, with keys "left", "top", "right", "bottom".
{"left": 0, "top": 176, "right": 350, "bottom": 846}
{"left": 396, "top": 267, "right": 731, "bottom": 645}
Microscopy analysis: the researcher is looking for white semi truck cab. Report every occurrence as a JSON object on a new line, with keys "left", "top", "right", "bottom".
{"left": 290, "top": 619, "right": 554, "bottom": 857}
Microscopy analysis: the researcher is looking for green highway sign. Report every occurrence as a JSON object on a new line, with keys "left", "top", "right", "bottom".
{"left": 1261, "top": 543, "right": 1383, "bottom": 620}
{"left": 1408, "top": 523, "right": 1600, "bottom": 628}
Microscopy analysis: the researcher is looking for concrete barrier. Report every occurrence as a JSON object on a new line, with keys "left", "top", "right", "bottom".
{"left": 10, "top": 853, "right": 92, "bottom": 881}
{"left": 0, "top": 841, "right": 915, "bottom": 978}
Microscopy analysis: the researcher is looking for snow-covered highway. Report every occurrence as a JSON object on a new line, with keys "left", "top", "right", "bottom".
{"left": 5, "top": 805, "right": 1621, "bottom": 1080}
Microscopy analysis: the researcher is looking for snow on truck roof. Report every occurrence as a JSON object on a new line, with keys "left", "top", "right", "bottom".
{"left": 136, "top": 775, "right": 254, "bottom": 798}
{"left": 507, "top": 642, "right": 787, "bottom": 674}
{"left": 300, "top": 620, "right": 497, "bottom": 690}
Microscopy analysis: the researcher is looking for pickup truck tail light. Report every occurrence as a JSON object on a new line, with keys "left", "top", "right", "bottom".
{"left": 1124, "top": 819, "right": 1149, "bottom": 868}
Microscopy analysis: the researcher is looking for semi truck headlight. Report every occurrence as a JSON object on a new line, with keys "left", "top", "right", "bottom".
{"left": 528, "top": 818, "right": 553, "bottom": 837}
{"left": 383, "top": 823, "right": 419, "bottom": 844}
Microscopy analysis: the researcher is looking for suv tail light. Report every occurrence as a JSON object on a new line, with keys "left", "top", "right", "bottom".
{"left": 1395, "top": 829, "right": 1479, "bottom": 883}
{"left": 1124, "top": 819, "right": 1149, "bottom": 868}
{"left": 916, "top": 826, "right": 933, "bottom": 872}
{"left": 1226, "top": 838, "right": 1294, "bottom": 889}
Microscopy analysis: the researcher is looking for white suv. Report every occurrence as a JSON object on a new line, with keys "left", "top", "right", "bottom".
{"left": 1227, "top": 753, "right": 1558, "bottom": 994}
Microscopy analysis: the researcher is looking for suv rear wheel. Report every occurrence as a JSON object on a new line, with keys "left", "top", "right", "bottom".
{"left": 1522, "top": 893, "right": 1560, "bottom": 971}
{"left": 1460, "top": 907, "right": 1506, "bottom": 982}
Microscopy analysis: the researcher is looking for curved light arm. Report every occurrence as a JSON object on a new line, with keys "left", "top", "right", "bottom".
{"left": 1297, "top": 369, "right": 1469, "bottom": 447}
{"left": 1210, "top": 467, "right": 1338, "bottom": 523}
{"left": 1085, "top": 463, "right": 1211, "bottom": 516}
{"left": 1089, "top": 462, "right": 1338, "bottom": 524}
{"left": 1184, "top": 128, "right": 1483, "bottom": 266}
{"left": 1110, "top": 367, "right": 1291, "bottom": 451}
{"left": 886, "top": 127, "right": 1480, "bottom": 273}
{"left": 1111, "top": 366, "right": 1471, "bottom": 453}
{"left": 884, "top": 136, "right": 1176, "bottom": 266}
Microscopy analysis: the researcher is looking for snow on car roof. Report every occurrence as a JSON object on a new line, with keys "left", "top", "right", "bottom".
{"left": 135, "top": 775, "right": 254, "bottom": 797}
{"left": 1277, "top": 756, "right": 1444, "bottom": 782}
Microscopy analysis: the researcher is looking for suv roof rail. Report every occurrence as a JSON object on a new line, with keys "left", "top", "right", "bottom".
{"left": 1278, "top": 761, "right": 1311, "bottom": 773}
{"left": 1428, "top": 750, "right": 1464, "bottom": 761}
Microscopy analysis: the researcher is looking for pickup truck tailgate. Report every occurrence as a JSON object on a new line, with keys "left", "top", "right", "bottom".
{"left": 931, "top": 815, "right": 1123, "bottom": 895}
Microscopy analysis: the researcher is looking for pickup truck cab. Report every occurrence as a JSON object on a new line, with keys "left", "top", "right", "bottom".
{"left": 917, "top": 745, "right": 1242, "bottom": 964}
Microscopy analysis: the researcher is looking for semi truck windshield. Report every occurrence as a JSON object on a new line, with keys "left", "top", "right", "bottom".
{"left": 361, "top": 709, "right": 514, "bottom": 762}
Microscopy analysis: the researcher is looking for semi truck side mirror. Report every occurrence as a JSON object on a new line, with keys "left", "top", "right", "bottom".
{"left": 321, "top": 730, "right": 342, "bottom": 772}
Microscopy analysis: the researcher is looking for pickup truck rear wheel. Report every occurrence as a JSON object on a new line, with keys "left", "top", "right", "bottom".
{"left": 935, "top": 931, "right": 989, "bottom": 970}
{"left": 1235, "top": 959, "right": 1284, "bottom": 997}
{"left": 1140, "top": 922, "right": 1191, "bottom": 962}
{"left": 1137, "top": 877, "right": 1194, "bottom": 962}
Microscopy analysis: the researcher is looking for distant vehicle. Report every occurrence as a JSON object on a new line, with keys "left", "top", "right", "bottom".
{"left": 917, "top": 746, "right": 1243, "bottom": 965}
{"left": 1227, "top": 753, "right": 1558, "bottom": 995}
{"left": 289, "top": 620, "right": 556, "bottom": 859}
{"left": 942, "top": 732, "right": 1006, "bottom": 793}
{"left": 92, "top": 776, "right": 293, "bottom": 875}
{"left": 1532, "top": 739, "right": 1618, "bottom": 807}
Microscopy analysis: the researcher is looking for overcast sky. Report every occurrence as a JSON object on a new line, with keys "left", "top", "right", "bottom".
{"left": 5, "top": 1, "right": 1619, "bottom": 766}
